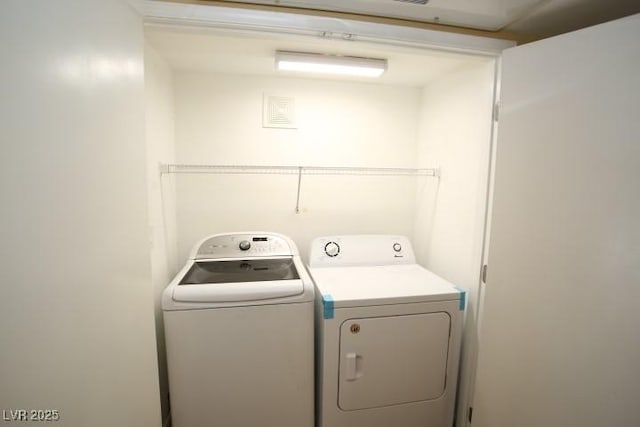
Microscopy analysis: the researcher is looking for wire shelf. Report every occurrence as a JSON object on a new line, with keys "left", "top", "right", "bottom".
{"left": 160, "top": 163, "right": 439, "bottom": 177}
{"left": 159, "top": 163, "right": 440, "bottom": 213}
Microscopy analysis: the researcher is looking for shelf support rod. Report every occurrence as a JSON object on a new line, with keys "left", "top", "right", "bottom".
{"left": 295, "top": 166, "right": 303, "bottom": 214}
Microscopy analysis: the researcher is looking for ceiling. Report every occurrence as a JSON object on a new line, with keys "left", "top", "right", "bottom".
{"left": 144, "top": 0, "right": 637, "bottom": 86}
{"left": 216, "top": 0, "right": 548, "bottom": 31}
{"left": 500, "top": 0, "right": 640, "bottom": 38}
{"left": 145, "top": 27, "right": 491, "bottom": 86}
{"left": 204, "top": 0, "right": 640, "bottom": 40}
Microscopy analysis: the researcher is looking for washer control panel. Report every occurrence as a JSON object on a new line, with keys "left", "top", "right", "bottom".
{"left": 194, "top": 233, "right": 294, "bottom": 259}
{"left": 309, "top": 235, "right": 415, "bottom": 267}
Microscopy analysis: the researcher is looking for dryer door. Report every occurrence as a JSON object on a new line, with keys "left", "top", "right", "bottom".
{"left": 338, "top": 312, "right": 451, "bottom": 410}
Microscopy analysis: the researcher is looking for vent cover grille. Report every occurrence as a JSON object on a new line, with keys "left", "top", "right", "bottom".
{"left": 393, "top": 0, "right": 429, "bottom": 4}
{"left": 263, "top": 94, "right": 297, "bottom": 129}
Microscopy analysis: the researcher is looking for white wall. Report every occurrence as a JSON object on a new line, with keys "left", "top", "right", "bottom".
{"left": 413, "top": 60, "right": 496, "bottom": 426}
{"left": 414, "top": 61, "right": 494, "bottom": 295}
{"left": 0, "top": 1, "right": 161, "bottom": 426}
{"left": 173, "top": 71, "right": 422, "bottom": 261}
{"left": 145, "top": 42, "right": 177, "bottom": 424}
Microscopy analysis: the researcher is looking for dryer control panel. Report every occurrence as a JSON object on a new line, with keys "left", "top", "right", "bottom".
{"left": 193, "top": 233, "right": 295, "bottom": 259}
{"left": 309, "top": 235, "right": 415, "bottom": 267}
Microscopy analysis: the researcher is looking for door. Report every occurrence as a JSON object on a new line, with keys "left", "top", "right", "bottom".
{"left": 1, "top": 1, "right": 162, "bottom": 427}
{"left": 338, "top": 313, "right": 451, "bottom": 410}
{"left": 472, "top": 15, "right": 640, "bottom": 427}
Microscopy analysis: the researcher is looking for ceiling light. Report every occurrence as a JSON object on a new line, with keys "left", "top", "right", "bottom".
{"left": 275, "top": 51, "right": 387, "bottom": 78}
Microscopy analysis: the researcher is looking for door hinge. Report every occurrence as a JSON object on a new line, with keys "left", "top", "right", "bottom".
{"left": 493, "top": 103, "right": 500, "bottom": 121}
{"left": 482, "top": 264, "right": 488, "bottom": 284}
{"left": 468, "top": 406, "right": 473, "bottom": 423}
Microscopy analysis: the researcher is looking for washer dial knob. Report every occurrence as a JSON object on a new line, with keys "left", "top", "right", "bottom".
{"left": 393, "top": 243, "right": 402, "bottom": 252}
{"left": 324, "top": 241, "right": 340, "bottom": 257}
{"left": 239, "top": 240, "right": 251, "bottom": 251}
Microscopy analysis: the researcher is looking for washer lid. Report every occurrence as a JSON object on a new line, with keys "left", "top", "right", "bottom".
{"left": 180, "top": 258, "right": 299, "bottom": 284}
{"left": 309, "top": 264, "right": 461, "bottom": 308}
{"left": 172, "top": 257, "right": 304, "bottom": 303}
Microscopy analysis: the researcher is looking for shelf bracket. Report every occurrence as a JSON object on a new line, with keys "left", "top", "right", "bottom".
{"left": 295, "top": 166, "right": 303, "bottom": 214}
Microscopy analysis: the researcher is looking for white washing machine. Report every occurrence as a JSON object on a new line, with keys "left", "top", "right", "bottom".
{"left": 163, "top": 232, "right": 315, "bottom": 427}
{"left": 308, "top": 235, "right": 465, "bottom": 427}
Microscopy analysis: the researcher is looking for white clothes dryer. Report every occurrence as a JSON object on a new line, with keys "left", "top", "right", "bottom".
{"left": 163, "top": 232, "right": 314, "bottom": 427}
{"left": 308, "top": 235, "right": 465, "bottom": 427}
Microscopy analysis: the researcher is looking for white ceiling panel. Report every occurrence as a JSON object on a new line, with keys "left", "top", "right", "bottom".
{"left": 221, "top": 0, "right": 547, "bottom": 30}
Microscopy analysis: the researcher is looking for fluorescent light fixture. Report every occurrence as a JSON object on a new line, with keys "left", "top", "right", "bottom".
{"left": 275, "top": 51, "right": 387, "bottom": 78}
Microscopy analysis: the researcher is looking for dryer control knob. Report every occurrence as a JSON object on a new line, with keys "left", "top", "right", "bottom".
{"left": 239, "top": 240, "right": 251, "bottom": 251}
{"left": 324, "top": 241, "right": 340, "bottom": 257}
{"left": 393, "top": 243, "right": 402, "bottom": 252}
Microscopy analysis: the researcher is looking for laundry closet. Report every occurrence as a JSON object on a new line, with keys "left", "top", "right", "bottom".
{"left": 145, "top": 16, "right": 498, "bottom": 427}
{"left": 141, "top": 5, "right": 639, "bottom": 427}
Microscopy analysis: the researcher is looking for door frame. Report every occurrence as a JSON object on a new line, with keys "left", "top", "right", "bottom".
{"left": 134, "top": 2, "right": 509, "bottom": 425}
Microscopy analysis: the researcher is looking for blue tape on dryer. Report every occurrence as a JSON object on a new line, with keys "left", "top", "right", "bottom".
{"left": 322, "top": 294, "right": 334, "bottom": 319}
{"left": 454, "top": 286, "right": 466, "bottom": 311}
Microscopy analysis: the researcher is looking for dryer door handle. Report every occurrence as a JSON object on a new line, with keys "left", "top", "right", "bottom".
{"left": 344, "top": 352, "right": 363, "bottom": 381}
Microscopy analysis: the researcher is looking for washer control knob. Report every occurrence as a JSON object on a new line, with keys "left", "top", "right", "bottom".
{"left": 393, "top": 243, "right": 402, "bottom": 252}
{"left": 239, "top": 240, "right": 251, "bottom": 251}
{"left": 324, "top": 241, "right": 340, "bottom": 257}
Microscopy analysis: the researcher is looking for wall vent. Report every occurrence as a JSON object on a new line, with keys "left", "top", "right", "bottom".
{"left": 393, "top": 0, "right": 429, "bottom": 5}
{"left": 263, "top": 94, "right": 297, "bottom": 129}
